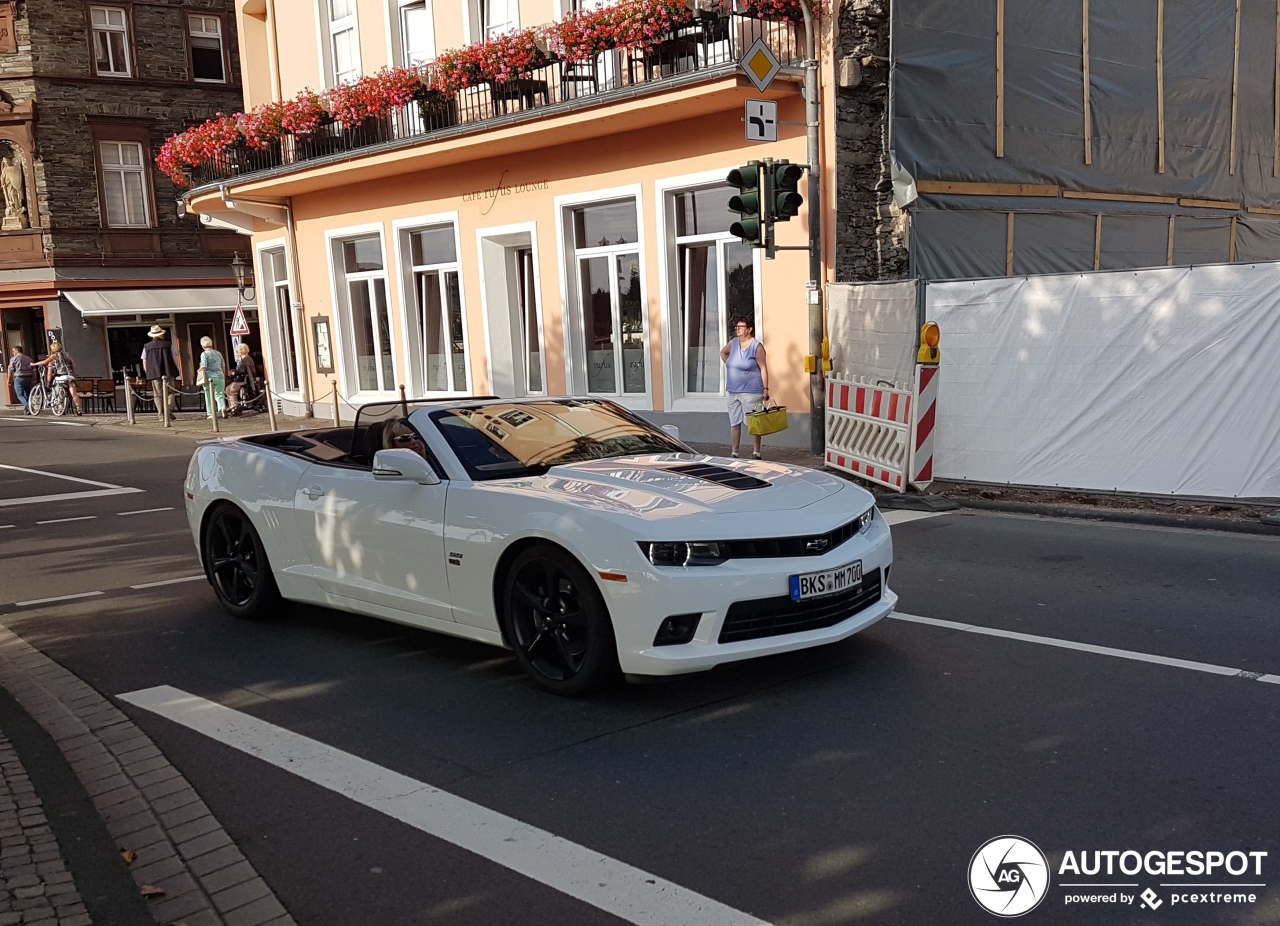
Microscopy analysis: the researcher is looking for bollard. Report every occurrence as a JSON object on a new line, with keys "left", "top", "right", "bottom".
{"left": 265, "top": 381, "right": 278, "bottom": 432}
{"left": 331, "top": 381, "right": 340, "bottom": 427}
{"left": 399, "top": 383, "right": 408, "bottom": 416}
{"left": 206, "top": 380, "right": 219, "bottom": 433}
{"left": 161, "top": 378, "right": 171, "bottom": 428}
{"left": 125, "top": 379, "right": 135, "bottom": 425}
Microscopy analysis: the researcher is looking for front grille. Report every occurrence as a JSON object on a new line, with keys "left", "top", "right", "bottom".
{"left": 718, "top": 568, "right": 883, "bottom": 644}
{"left": 724, "top": 512, "right": 868, "bottom": 559}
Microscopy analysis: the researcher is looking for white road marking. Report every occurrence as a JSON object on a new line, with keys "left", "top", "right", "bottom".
{"left": 117, "top": 507, "right": 175, "bottom": 516}
{"left": 881, "top": 509, "right": 947, "bottom": 526}
{"left": 0, "top": 464, "right": 144, "bottom": 509}
{"left": 0, "top": 418, "right": 89, "bottom": 427}
{"left": 890, "top": 611, "right": 1271, "bottom": 681}
{"left": 14, "top": 591, "right": 104, "bottom": 607}
{"left": 118, "top": 686, "right": 772, "bottom": 926}
{"left": 0, "top": 525, "right": 12, "bottom": 530}
{"left": 130, "top": 575, "right": 204, "bottom": 589}
{"left": 36, "top": 516, "right": 97, "bottom": 525}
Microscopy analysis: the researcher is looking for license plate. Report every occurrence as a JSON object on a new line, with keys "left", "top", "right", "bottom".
{"left": 790, "top": 561, "right": 863, "bottom": 601}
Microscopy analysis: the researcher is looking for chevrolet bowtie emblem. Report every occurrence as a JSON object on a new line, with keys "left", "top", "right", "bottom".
{"left": 805, "top": 538, "right": 828, "bottom": 552}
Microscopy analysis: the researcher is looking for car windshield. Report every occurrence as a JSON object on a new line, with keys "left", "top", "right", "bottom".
{"left": 429, "top": 399, "right": 686, "bottom": 480}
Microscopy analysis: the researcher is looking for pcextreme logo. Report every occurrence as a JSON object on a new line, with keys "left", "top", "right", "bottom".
{"left": 969, "top": 836, "right": 1050, "bottom": 917}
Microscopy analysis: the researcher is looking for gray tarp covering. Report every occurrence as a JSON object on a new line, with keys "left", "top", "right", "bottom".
{"left": 893, "top": 0, "right": 1279, "bottom": 203}
{"left": 1012, "top": 213, "right": 1096, "bottom": 274}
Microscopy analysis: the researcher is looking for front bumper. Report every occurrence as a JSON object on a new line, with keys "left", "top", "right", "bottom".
{"left": 604, "top": 512, "right": 895, "bottom": 676}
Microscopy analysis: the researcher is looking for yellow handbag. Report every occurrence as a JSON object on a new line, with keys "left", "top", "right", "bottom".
{"left": 746, "top": 402, "right": 788, "bottom": 436}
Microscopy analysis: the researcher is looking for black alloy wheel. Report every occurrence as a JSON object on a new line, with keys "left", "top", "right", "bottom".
{"left": 501, "top": 544, "right": 620, "bottom": 695}
{"left": 202, "top": 504, "right": 281, "bottom": 619}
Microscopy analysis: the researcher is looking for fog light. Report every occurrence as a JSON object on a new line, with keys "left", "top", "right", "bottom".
{"left": 654, "top": 613, "right": 701, "bottom": 646}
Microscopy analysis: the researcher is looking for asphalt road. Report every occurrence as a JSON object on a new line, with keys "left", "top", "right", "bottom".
{"left": 1, "top": 416, "right": 1277, "bottom": 926}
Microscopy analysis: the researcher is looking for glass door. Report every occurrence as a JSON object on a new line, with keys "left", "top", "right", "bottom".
{"left": 515, "top": 247, "right": 543, "bottom": 393}
{"left": 348, "top": 277, "right": 394, "bottom": 393}
{"left": 414, "top": 269, "right": 466, "bottom": 392}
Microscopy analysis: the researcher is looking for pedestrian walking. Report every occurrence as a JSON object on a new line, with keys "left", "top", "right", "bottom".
{"left": 5, "top": 344, "right": 35, "bottom": 414}
{"left": 31, "top": 343, "right": 84, "bottom": 415}
{"left": 141, "top": 325, "right": 181, "bottom": 418}
{"left": 720, "top": 316, "right": 770, "bottom": 459}
{"left": 197, "top": 336, "right": 227, "bottom": 418}
{"left": 225, "top": 343, "right": 258, "bottom": 416}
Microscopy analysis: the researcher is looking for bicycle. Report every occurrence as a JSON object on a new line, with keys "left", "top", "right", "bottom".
{"left": 26, "top": 374, "right": 73, "bottom": 417}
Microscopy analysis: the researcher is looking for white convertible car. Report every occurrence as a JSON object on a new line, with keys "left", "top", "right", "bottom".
{"left": 185, "top": 397, "right": 896, "bottom": 694}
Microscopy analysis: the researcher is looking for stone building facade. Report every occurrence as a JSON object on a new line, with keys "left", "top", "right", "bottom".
{"left": 0, "top": 0, "right": 248, "bottom": 398}
{"left": 834, "top": 0, "right": 907, "bottom": 282}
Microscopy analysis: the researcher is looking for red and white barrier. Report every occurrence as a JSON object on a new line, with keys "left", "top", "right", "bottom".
{"left": 909, "top": 364, "right": 938, "bottom": 489}
{"left": 825, "top": 367, "right": 938, "bottom": 493}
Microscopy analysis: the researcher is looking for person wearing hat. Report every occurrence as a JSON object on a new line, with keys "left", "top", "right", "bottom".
{"left": 142, "top": 324, "right": 181, "bottom": 417}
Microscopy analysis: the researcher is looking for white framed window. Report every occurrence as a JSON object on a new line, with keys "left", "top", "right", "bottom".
{"left": 403, "top": 224, "right": 468, "bottom": 394}
{"left": 91, "top": 6, "right": 132, "bottom": 77}
{"left": 331, "top": 233, "right": 396, "bottom": 395}
{"left": 669, "top": 185, "right": 757, "bottom": 396}
{"left": 396, "top": 0, "right": 435, "bottom": 66}
{"left": 260, "top": 246, "right": 302, "bottom": 393}
{"left": 189, "top": 14, "right": 226, "bottom": 82}
{"left": 99, "top": 141, "right": 150, "bottom": 227}
{"left": 481, "top": 0, "right": 518, "bottom": 39}
{"left": 328, "top": 0, "right": 362, "bottom": 85}
{"left": 565, "top": 198, "right": 647, "bottom": 397}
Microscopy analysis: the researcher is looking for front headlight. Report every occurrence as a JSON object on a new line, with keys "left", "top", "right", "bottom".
{"left": 856, "top": 507, "right": 875, "bottom": 533}
{"left": 640, "top": 541, "right": 728, "bottom": 567}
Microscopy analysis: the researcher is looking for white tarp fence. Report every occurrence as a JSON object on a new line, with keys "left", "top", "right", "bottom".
{"left": 826, "top": 280, "right": 920, "bottom": 386}
{"left": 927, "top": 262, "right": 1280, "bottom": 498}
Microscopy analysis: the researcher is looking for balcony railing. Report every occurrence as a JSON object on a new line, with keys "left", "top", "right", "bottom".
{"left": 188, "top": 15, "right": 799, "bottom": 190}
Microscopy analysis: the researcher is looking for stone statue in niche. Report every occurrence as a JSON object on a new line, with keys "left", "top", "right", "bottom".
{"left": 0, "top": 144, "right": 27, "bottom": 230}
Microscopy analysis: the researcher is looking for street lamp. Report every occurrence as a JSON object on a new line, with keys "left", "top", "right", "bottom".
{"left": 230, "top": 253, "right": 254, "bottom": 303}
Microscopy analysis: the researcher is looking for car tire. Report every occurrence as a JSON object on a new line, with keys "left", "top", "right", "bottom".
{"left": 500, "top": 544, "right": 621, "bottom": 696}
{"left": 202, "top": 503, "right": 282, "bottom": 620}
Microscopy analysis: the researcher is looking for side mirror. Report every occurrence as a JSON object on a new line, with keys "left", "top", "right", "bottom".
{"left": 372, "top": 449, "right": 441, "bottom": 486}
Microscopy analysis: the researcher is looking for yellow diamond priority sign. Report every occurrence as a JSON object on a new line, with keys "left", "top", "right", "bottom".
{"left": 740, "top": 38, "right": 781, "bottom": 93}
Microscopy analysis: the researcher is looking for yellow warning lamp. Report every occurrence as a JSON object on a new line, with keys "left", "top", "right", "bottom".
{"left": 917, "top": 321, "right": 940, "bottom": 364}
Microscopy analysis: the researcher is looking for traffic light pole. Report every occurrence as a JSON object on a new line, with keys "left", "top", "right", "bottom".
{"left": 798, "top": 0, "right": 824, "bottom": 455}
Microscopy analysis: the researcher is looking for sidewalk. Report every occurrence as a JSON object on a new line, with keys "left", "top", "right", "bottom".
{"left": 0, "top": 618, "right": 296, "bottom": 926}
{"left": 1, "top": 404, "right": 310, "bottom": 439}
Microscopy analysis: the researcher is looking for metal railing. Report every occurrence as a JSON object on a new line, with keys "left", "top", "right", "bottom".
{"left": 189, "top": 15, "right": 799, "bottom": 189}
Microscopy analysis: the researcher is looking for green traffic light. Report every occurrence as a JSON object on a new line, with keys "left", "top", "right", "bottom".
{"left": 726, "top": 161, "right": 765, "bottom": 248}
{"left": 771, "top": 161, "right": 805, "bottom": 221}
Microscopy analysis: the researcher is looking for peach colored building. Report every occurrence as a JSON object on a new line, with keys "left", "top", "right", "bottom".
{"left": 187, "top": 0, "right": 839, "bottom": 445}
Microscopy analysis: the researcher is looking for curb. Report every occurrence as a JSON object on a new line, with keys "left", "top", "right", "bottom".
{"left": 955, "top": 497, "right": 1280, "bottom": 536}
{"left": 0, "top": 620, "right": 295, "bottom": 926}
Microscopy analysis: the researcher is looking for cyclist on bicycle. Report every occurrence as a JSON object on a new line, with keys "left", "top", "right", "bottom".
{"left": 31, "top": 343, "right": 84, "bottom": 416}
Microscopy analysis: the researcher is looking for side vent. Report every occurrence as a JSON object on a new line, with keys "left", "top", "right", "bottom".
{"left": 664, "top": 462, "right": 771, "bottom": 490}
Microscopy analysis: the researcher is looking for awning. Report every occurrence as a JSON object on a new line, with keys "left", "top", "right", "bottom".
{"left": 63, "top": 287, "right": 256, "bottom": 318}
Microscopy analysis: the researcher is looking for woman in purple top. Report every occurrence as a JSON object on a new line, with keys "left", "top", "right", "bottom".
{"left": 720, "top": 315, "right": 770, "bottom": 459}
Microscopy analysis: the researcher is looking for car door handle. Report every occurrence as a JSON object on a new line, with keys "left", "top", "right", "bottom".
{"left": 302, "top": 485, "right": 324, "bottom": 500}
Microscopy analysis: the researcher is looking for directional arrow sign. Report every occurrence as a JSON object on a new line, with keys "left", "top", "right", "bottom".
{"left": 740, "top": 38, "right": 781, "bottom": 93}
{"left": 745, "top": 99, "right": 778, "bottom": 142}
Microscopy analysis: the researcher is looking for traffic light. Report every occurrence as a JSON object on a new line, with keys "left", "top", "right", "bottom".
{"left": 770, "top": 160, "right": 804, "bottom": 222}
{"left": 727, "top": 161, "right": 765, "bottom": 248}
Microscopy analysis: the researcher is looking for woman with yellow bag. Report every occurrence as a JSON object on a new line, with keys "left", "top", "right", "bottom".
{"left": 720, "top": 316, "right": 772, "bottom": 459}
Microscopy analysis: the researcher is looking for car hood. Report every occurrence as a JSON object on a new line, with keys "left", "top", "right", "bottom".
{"left": 491, "top": 454, "right": 866, "bottom": 521}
